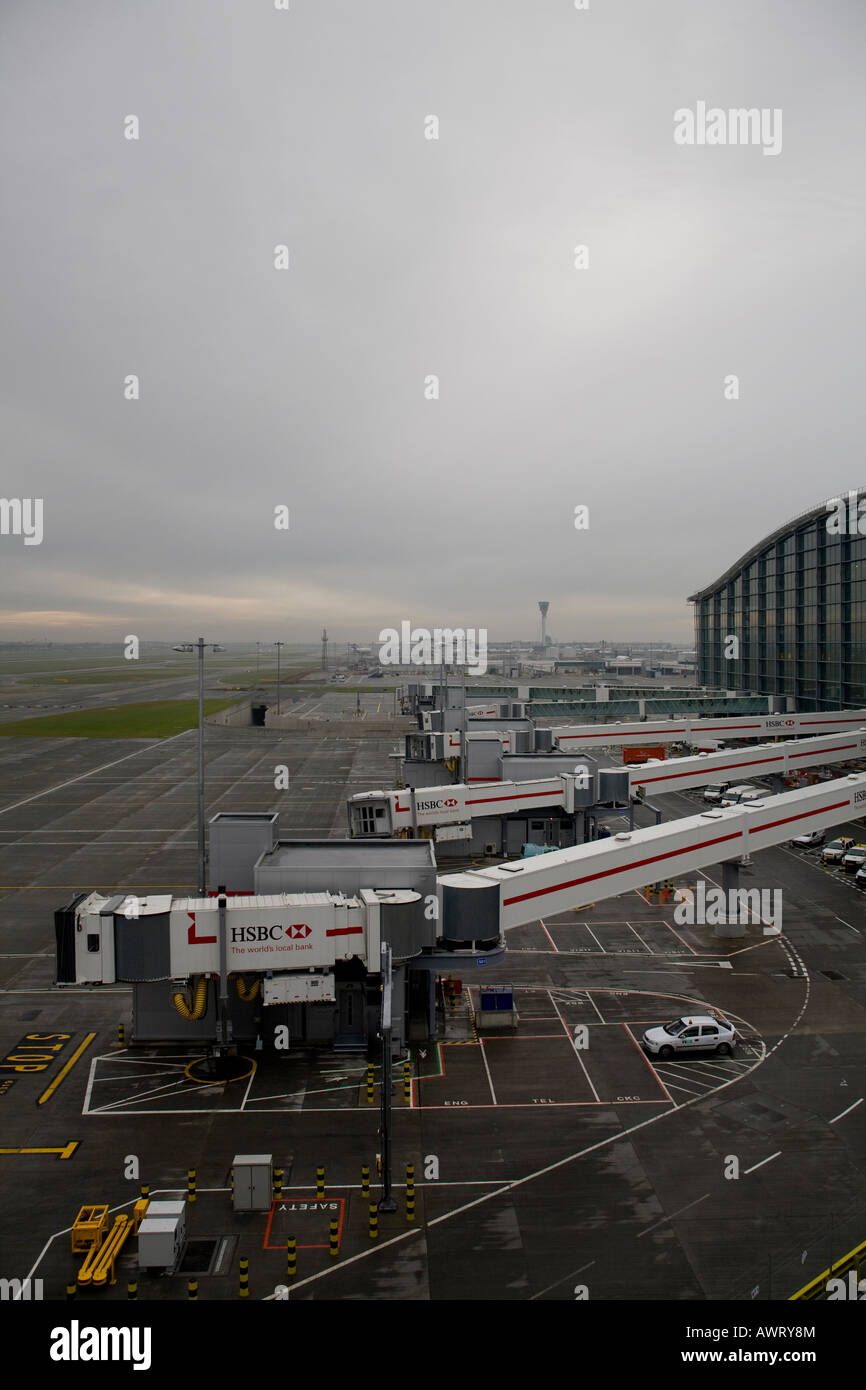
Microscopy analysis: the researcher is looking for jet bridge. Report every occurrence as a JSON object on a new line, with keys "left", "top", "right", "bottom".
{"left": 348, "top": 730, "right": 866, "bottom": 839}
{"left": 55, "top": 775, "right": 866, "bottom": 1048}
{"left": 438, "top": 773, "right": 866, "bottom": 937}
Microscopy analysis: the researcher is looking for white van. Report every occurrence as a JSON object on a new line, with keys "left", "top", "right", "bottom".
{"left": 720, "top": 784, "right": 762, "bottom": 806}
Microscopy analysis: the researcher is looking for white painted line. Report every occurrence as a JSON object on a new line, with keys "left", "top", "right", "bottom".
{"left": 637, "top": 1192, "right": 710, "bottom": 1239}
{"left": 548, "top": 990, "right": 600, "bottom": 1102}
{"left": 653, "top": 1077, "right": 706, "bottom": 1097}
{"left": 0, "top": 729, "right": 192, "bottom": 816}
{"left": 584, "top": 925, "right": 606, "bottom": 953}
{"left": 743, "top": 1151, "right": 782, "bottom": 1175}
{"left": 622, "top": 1025, "right": 674, "bottom": 1104}
{"left": 82, "top": 1057, "right": 97, "bottom": 1116}
{"left": 530, "top": 1259, "right": 596, "bottom": 1300}
{"left": 626, "top": 921, "right": 654, "bottom": 953}
{"left": 263, "top": 1228, "right": 424, "bottom": 1296}
{"left": 830, "top": 1097, "right": 863, "bottom": 1124}
{"left": 836, "top": 918, "right": 861, "bottom": 935}
{"left": 479, "top": 1039, "right": 498, "bottom": 1105}
{"left": 585, "top": 993, "right": 606, "bottom": 1023}
{"left": 88, "top": 1077, "right": 187, "bottom": 1113}
{"left": 240, "top": 1066, "right": 257, "bottom": 1111}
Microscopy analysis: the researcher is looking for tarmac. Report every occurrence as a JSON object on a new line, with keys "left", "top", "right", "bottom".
{"left": 2, "top": 722, "right": 866, "bottom": 1302}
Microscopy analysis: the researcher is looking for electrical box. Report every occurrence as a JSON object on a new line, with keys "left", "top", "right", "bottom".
{"left": 435, "top": 823, "right": 472, "bottom": 843}
{"left": 143, "top": 1200, "right": 186, "bottom": 1242}
{"left": 138, "top": 1216, "right": 183, "bottom": 1270}
{"left": 262, "top": 972, "right": 335, "bottom": 1005}
{"left": 232, "top": 1153, "right": 273, "bottom": 1211}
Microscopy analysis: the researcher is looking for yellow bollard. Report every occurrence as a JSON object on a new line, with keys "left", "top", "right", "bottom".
{"left": 361, "top": 1164, "right": 370, "bottom": 1197}
{"left": 273, "top": 1167, "right": 283, "bottom": 1201}
{"left": 286, "top": 1237, "right": 297, "bottom": 1280}
{"left": 117, "top": 1022, "right": 125, "bottom": 1048}
{"left": 329, "top": 1219, "right": 339, "bottom": 1258}
{"left": 239, "top": 1256, "right": 249, "bottom": 1299}
{"left": 369, "top": 1203, "right": 379, "bottom": 1241}
{"left": 127, "top": 1280, "right": 138, "bottom": 1300}
{"left": 316, "top": 1166, "right": 325, "bottom": 1200}
{"left": 187, "top": 1167, "right": 197, "bottom": 1204}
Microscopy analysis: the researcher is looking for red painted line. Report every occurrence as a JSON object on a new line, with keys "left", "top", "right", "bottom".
{"left": 502, "top": 831, "right": 743, "bottom": 906}
{"left": 789, "top": 741, "right": 857, "bottom": 762}
{"left": 539, "top": 920, "right": 558, "bottom": 952}
{"left": 263, "top": 1201, "right": 276, "bottom": 1249}
{"left": 641, "top": 740, "right": 861, "bottom": 788}
{"left": 638, "top": 754, "right": 785, "bottom": 786}
{"left": 325, "top": 926, "right": 363, "bottom": 937}
{"left": 622, "top": 1024, "right": 675, "bottom": 1103}
{"left": 691, "top": 723, "right": 764, "bottom": 733}
{"left": 502, "top": 798, "right": 854, "bottom": 909}
{"left": 800, "top": 717, "right": 866, "bottom": 727}
{"left": 263, "top": 1196, "right": 346, "bottom": 1250}
{"left": 663, "top": 918, "right": 700, "bottom": 956}
{"left": 558, "top": 728, "right": 690, "bottom": 742}
{"left": 466, "top": 789, "right": 559, "bottom": 807}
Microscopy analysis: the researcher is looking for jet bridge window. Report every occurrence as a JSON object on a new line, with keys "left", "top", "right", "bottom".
{"left": 87, "top": 934, "right": 100, "bottom": 953}
{"left": 358, "top": 805, "right": 385, "bottom": 834}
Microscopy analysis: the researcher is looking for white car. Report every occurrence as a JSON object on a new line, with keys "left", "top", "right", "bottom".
{"left": 791, "top": 829, "right": 825, "bottom": 849}
{"left": 703, "top": 783, "right": 730, "bottom": 803}
{"left": 642, "top": 1014, "right": 736, "bottom": 1059}
{"left": 720, "top": 784, "right": 763, "bottom": 807}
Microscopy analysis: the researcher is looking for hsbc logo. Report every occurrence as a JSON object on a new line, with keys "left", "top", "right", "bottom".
{"left": 416, "top": 798, "right": 445, "bottom": 812}
{"left": 766, "top": 718, "right": 795, "bottom": 728}
{"left": 444, "top": 798, "right": 458, "bottom": 808}
{"left": 229, "top": 923, "right": 311, "bottom": 944}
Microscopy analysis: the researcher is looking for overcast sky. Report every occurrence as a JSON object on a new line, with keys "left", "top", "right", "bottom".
{"left": 1, "top": 0, "right": 864, "bottom": 646}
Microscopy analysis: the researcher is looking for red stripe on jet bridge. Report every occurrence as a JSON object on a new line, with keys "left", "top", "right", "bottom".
{"left": 557, "top": 728, "right": 688, "bottom": 742}
{"left": 638, "top": 753, "right": 787, "bottom": 786}
{"left": 799, "top": 717, "right": 866, "bottom": 727}
{"left": 466, "top": 789, "right": 559, "bottom": 807}
{"left": 501, "top": 798, "right": 853, "bottom": 908}
{"left": 326, "top": 926, "right": 364, "bottom": 937}
{"left": 789, "top": 741, "right": 857, "bottom": 762}
{"left": 639, "top": 741, "right": 860, "bottom": 787}
{"left": 689, "top": 723, "right": 764, "bottom": 733}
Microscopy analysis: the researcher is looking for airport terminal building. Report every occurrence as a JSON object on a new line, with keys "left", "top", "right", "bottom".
{"left": 689, "top": 490, "right": 866, "bottom": 711}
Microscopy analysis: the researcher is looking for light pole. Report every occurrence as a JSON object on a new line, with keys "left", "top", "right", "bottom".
{"left": 173, "top": 638, "right": 224, "bottom": 893}
{"left": 274, "top": 640, "right": 285, "bottom": 716}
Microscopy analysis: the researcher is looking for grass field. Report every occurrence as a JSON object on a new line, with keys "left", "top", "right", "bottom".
{"left": 0, "top": 699, "right": 240, "bottom": 739}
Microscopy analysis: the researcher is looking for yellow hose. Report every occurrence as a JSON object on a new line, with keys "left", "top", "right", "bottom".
{"left": 234, "top": 975, "right": 260, "bottom": 1001}
{"left": 173, "top": 976, "right": 208, "bottom": 1020}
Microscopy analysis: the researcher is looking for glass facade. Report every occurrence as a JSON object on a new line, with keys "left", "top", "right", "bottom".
{"left": 689, "top": 493, "right": 866, "bottom": 711}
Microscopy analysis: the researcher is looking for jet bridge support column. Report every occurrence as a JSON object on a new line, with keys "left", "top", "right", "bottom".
{"left": 715, "top": 860, "right": 747, "bottom": 939}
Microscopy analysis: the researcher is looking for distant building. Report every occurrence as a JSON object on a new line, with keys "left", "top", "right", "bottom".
{"left": 688, "top": 489, "right": 866, "bottom": 710}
